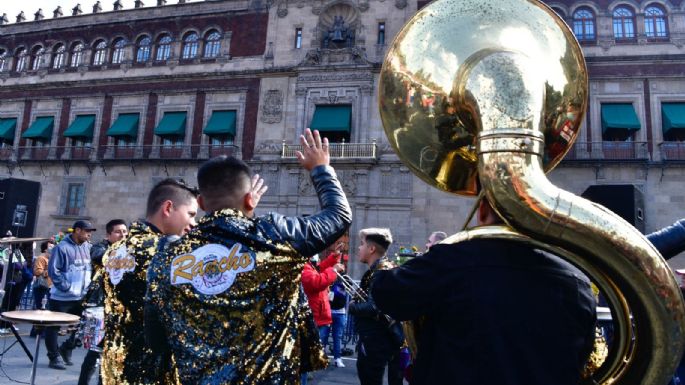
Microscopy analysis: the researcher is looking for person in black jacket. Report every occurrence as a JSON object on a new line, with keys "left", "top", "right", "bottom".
{"left": 349, "top": 227, "right": 403, "bottom": 385}
{"left": 145, "top": 129, "right": 352, "bottom": 384}
{"left": 371, "top": 198, "right": 596, "bottom": 385}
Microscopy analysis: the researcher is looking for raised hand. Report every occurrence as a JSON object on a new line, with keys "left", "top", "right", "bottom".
{"left": 295, "top": 128, "right": 330, "bottom": 171}
{"left": 250, "top": 174, "right": 268, "bottom": 208}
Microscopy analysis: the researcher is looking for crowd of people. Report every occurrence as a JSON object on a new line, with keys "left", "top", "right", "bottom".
{"left": 0, "top": 128, "right": 684, "bottom": 385}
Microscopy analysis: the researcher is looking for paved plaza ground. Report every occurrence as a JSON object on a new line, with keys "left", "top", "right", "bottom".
{"left": 0, "top": 326, "right": 363, "bottom": 385}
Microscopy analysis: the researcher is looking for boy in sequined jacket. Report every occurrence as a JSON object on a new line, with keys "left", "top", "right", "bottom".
{"left": 100, "top": 179, "right": 199, "bottom": 385}
{"left": 145, "top": 129, "right": 352, "bottom": 384}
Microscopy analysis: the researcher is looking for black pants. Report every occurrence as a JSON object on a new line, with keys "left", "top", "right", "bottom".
{"left": 78, "top": 349, "right": 101, "bottom": 385}
{"left": 45, "top": 299, "right": 83, "bottom": 360}
{"left": 356, "top": 335, "right": 403, "bottom": 385}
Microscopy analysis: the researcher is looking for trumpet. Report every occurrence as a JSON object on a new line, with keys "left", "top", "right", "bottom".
{"left": 334, "top": 271, "right": 368, "bottom": 302}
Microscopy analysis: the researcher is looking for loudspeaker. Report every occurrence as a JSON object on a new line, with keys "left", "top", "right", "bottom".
{"left": 581, "top": 184, "right": 645, "bottom": 234}
{"left": 0, "top": 178, "right": 41, "bottom": 238}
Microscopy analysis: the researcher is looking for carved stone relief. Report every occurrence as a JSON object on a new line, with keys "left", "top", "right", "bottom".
{"left": 261, "top": 90, "right": 283, "bottom": 124}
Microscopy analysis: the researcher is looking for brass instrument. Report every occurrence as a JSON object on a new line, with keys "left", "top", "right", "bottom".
{"left": 378, "top": 0, "right": 685, "bottom": 384}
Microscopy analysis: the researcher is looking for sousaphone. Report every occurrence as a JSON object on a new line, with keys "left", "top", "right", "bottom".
{"left": 378, "top": 0, "right": 685, "bottom": 383}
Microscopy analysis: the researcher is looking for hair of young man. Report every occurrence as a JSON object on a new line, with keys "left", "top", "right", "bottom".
{"left": 146, "top": 179, "right": 200, "bottom": 217}
{"left": 197, "top": 156, "right": 252, "bottom": 211}
{"left": 360, "top": 228, "right": 393, "bottom": 254}
{"left": 431, "top": 231, "right": 447, "bottom": 242}
{"left": 40, "top": 241, "right": 50, "bottom": 253}
{"left": 105, "top": 219, "right": 127, "bottom": 234}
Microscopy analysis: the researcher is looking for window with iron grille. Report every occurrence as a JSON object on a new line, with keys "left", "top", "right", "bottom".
{"left": 182, "top": 32, "right": 199, "bottom": 59}
{"left": 573, "top": 8, "right": 595, "bottom": 41}
{"left": 63, "top": 182, "right": 86, "bottom": 216}
{"left": 156, "top": 35, "right": 172, "bottom": 61}
{"left": 204, "top": 31, "right": 221, "bottom": 58}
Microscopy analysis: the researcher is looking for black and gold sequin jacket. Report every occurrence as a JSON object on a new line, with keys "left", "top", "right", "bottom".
{"left": 145, "top": 165, "right": 352, "bottom": 385}
{"left": 101, "top": 221, "right": 164, "bottom": 385}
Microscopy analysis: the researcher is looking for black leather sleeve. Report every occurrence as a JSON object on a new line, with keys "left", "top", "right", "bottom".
{"left": 349, "top": 296, "right": 380, "bottom": 318}
{"left": 268, "top": 165, "right": 352, "bottom": 257}
{"left": 647, "top": 219, "right": 685, "bottom": 260}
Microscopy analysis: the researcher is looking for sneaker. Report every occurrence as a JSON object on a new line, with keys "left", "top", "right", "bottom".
{"left": 48, "top": 357, "right": 66, "bottom": 370}
{"left": 0, "top": 328, "right": 10, "bottom": 335}
{"left": 334, "top": 358, "right": 345, "bottom": 368}
{"left": 59, "top": 345, "right": 73, "bottom": 366}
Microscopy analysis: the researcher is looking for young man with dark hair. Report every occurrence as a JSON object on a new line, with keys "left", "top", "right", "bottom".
{"left": 77, "top": 218, "right": 128, "bottom": 385}
{"left": 46, "top": 220, "right": 96, "bottom": 370}
{"left": 371, "top": 198, "right": 597, "bottom": 385}
{"left": 100, "top": 179, "right": 201, "bottom": 385}
{"left": 146, "top": 129, "right": 352, "bottom": 384}
{"left": 350, "top": 227, "right": 404, "bottom": 385}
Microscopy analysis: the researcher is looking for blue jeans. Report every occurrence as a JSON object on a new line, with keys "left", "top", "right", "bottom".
{"left": 319, "top": 313, "right": 347, "bottom": 359}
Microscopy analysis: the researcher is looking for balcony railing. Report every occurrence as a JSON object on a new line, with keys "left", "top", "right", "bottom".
{"left": 281, "top": 141, "right": 377, "bottom": 159}
{"left": 98, "top": 144, "right": 240, "bottom": 160}
{"left": 0, "top": 147, "right": 14, "bottom": 161}
{"left": 660, "top": 142, "right": 685, "bottom": 161}
{"left": 560, "top": 141, "right": 650, "bottom": 161}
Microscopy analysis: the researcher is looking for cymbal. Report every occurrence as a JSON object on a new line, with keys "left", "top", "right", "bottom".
{"left": 0, "top": 237, "right": 50, "bottom": 244}
{"left": 1, "top": 310, "right": 80, "bottom": 326}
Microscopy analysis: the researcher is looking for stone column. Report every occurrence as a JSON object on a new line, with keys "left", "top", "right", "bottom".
{"left": 360, "top": 83, "right": 373, "bottom": 142}
{"left": 295, "top": 87, "right": 307, "bottom": 134}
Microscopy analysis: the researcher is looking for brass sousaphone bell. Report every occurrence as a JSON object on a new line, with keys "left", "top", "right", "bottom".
{"left": 378, "top": 0, "right": 685, "bottom": 383}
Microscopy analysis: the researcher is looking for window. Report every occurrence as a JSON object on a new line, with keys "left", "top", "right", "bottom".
{"left": 210, "top": 135, "right": 234, "bottom": 146}
{"left": 0, "top": 50, "right": 7, "bottom": 72}
{"left": 116, "top": 137, "right": 136, "bottom": 147}
{"left": 52, "top": 44, "right": 66, "bottom": 69}
{"left": 645, "top": 5, "right": 668, "bottom": 39}
{"left": 204, "top": 31, "right": 221, "bottom": 58}
{"left": 70, "top": 43, "right": 84, "bottom": 67}
{"left": 63, "top": 182, "right": 86, "bottom": 216}
{"left": 182, "top": 32, "right": 199, "bottom": 59}
{"left": 378, "top": 22, "right": 386, "bottom": 45}
{"left": 136, "top": 36, "right": 152, "bottom": 63}
{"left": 156, "top": 35, "right": 172, "bottom": 61}
{"left": 161, "top": 136, "right": 184, "bottom": 148}
{"left": 573, "top": 8, "right": 595, "bottom": 41}
{"left": 295, "top": 28, "right": 303, "bottom": 49}
{"left": 31, "top": 47, "right": 44, "bottom": 71}
{"left": 112, "top": 38, "right": 127, "bottom": 64}
{"left": 613, "top": 7, "right": 635, "bottom": 40}
{"left": 92, "top": 40, "right": 107, "bottom": 65}
{"left": 15, "top": 48, "right": 27, "bottom": 72}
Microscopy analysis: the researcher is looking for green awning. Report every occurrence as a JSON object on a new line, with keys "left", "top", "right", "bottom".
{"left": 204, "top": 110, "right": 236, "bottom": 136}
{"left": 0, "top": 118, "right": 17, "bottom": 141}
{"left": 154, "top": 112, "right": 187, "bottom": 136}
{"left": 63, "top": 115, "right": 95, "bottom": 138}
{"left": 22, "top": 116, "right": 54, "bottom": 139}
{"left": 601, "top": 104, "right": 641, "bottom": 133}
{"left": 310, "top": 105, "right": 351, "bottom": 132}
{"left": 107, "top": 113, "right": 139, "bottom": 137}
{"left": 662, "top": 103, "right": 685, "bottom": 134}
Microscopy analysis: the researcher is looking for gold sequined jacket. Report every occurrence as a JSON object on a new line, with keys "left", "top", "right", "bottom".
{"left": 145, "top": 165, "right": 352, "bottom": 385}
{"left": 101, "top": 221, "right": 165, "bottom": 385}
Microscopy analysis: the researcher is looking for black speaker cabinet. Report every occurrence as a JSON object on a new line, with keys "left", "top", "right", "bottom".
{"left": 581, "top": 184, "right": 645, "bottom": 234}
{"left": 0, "top": 178, "right": 41, "bottom": 238}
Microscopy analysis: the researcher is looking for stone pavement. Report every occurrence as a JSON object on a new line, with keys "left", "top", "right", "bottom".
{"left": 0, "top": 327, "right": 364, "bottom": 385}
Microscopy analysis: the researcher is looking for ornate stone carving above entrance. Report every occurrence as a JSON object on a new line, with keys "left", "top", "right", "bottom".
{"left": 261, "top": 90, "right": 283, "bottom": 124}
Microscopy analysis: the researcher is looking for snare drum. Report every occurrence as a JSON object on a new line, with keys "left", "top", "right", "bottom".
{"left": 79, "top": 306, "right": 105, "bottom": 351}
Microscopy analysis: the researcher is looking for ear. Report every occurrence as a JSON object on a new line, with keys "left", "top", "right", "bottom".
{"left": 244, "top": 192, "right": 256, "bottom": 212}
{"left": 161, "top": 200, "right": 174, "bottom": 218}
{"left": 197, "top": 195, "right": 207, "bottom": 211}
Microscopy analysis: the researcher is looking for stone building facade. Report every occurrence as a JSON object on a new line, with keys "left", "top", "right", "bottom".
{"left": 1, "top": 0, "right": 684, "bottom": 277}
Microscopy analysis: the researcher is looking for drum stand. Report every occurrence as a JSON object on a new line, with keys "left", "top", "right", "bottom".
{"left": 0, "top": 241, "right": 33, "bottom": 362}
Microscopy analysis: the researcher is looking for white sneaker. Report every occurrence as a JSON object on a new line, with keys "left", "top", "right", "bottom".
{"left": 334, "top": 358, "right": 345, "bottom": 368}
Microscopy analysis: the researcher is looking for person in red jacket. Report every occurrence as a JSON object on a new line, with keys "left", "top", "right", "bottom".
{"left": 302, "top": 249, "right": 346, "bottom": 363}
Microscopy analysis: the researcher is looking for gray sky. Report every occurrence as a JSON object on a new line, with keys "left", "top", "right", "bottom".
{"left": 2, "top": 0, "right": 200, "bottom": 21}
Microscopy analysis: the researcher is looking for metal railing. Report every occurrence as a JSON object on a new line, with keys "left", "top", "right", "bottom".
{"left": 659, "top": 142, "right": 685, "bottom": 161}
{"left": 281, "top": 140, "right": 377, "bottom": 159}
{"left": 560, "top": 141, "right": 650, "bottom": 161}
{"left": 98, "top": 144, "right": 240, "bottom": 160}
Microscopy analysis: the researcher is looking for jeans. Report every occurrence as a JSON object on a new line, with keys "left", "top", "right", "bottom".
{"left": 45, "top": 299, "right": 83, "bottom": 360}
{"left": 78, "top": 349, "right": 101, "bottom": 385}
{"left": 318, "top": 313, "right": 347, "bottom": 359}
